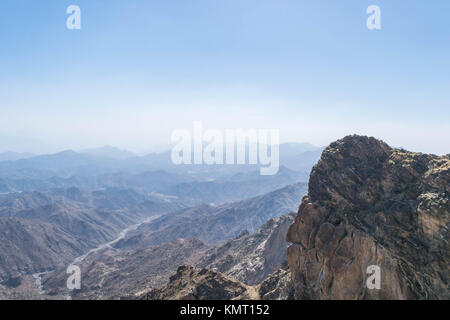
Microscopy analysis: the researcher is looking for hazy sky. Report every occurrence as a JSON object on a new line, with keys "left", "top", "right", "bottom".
{"left": 0, "top": 0, "right": 449, "bottom": 154}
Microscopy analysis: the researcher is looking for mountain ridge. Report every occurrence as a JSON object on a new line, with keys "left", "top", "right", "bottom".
{"left": 139, "top": 135, "right": 449, "bottom": 300}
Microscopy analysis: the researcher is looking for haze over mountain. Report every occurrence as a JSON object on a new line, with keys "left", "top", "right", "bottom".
{"left": 80, "top": 146, "right": 137, "bottom": 161}
{"left": 1, "top": 0, "right": 448, "bottom": 303}
{"left": 115, "top": 182, "right": 306, "bottom": 248}
{"left": 142, "top": 135, "right": 449, "bottom": 300}
{"left": 0, "top": 142, "right": 320, "bottom": 178}
{"left": 0, "top": 141, "right": 313, "bottom": 299}
{"left": 0, "top": 152, "right": 35, "bottom": 162}
{"left": 0, "top": 187, "right": 187, "bottom": 284}
{"left": 0, "top": 135, "right": 447, "bottom": 301}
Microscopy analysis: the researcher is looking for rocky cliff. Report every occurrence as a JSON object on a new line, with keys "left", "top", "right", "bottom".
{"left": 286, "top": 135, "right": 449, "bottom": 299}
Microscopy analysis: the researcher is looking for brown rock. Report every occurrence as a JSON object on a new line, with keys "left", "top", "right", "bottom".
{"left": 286, "top": 135, "right": 449, "bottom": 300}
{"left": 141, "top": 265, "right": 258, "bottom": 300}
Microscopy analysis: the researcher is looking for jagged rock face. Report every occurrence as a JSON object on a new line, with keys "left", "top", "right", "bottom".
{"left": 141, "top": 265, "right": 258, "bottom": 300}
{"left": 286, "top": 135, "right": 449, "bottom": 300}
{"left": 140, "top": 264, "right": 293, "bottom": 301}
{"left": 197, "top": 213, "right": 295, "bottom": 285}
{"left": 257, "top": 264, "right": 293, "bottom": 300}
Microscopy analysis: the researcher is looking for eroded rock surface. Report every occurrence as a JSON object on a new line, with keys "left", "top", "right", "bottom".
{"left": 198, "top": 213, "right": 295, "bottom": 285}
{"left": 141, "top": 265, "right": 259, "bottom": 300}
{"left": 286, "top": 135, "right": 449, "bottom": 299}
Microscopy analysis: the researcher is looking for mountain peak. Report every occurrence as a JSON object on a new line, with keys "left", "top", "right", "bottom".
{"left": 81, "top": 146, "right": 135, "bottom": 160}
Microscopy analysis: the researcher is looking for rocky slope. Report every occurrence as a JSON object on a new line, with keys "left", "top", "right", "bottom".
{"left": 40, "top": 213, "right": 295, "bottom": 299}
{"left": 135, "top": 214, "right": 296, "bottom": 301}
{"left": 0, "top": 187, "right": 185, "bottom": 287}
{"left": 4, "top": 135, "right": 447, "bottom": 300}
{"left": 141, "top": 264, "right": 292, "bottom": 300}
{"left": 141, "top": 265, "right": 259, "bottom": 300}
{"left": 142, "top": 135, "right": 448, "bottom": 301}
{"left": 197, "top": 213, "right": 295, "bottom": 285}
{"left": 0, "top": 217, "right": 89, "bottom": 282}
{"left": 116, "top": 183, "right": 306, "bottom": 248}
{"left": 42, "top": 238, "right": 211, "bottom": 299}
{"left": 286, "top": 135, "right": 449, "bottom": 299}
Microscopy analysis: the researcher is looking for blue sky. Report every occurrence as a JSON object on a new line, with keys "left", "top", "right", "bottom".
{"left": 0, "top": 0, "right": 449, "bottom": 154}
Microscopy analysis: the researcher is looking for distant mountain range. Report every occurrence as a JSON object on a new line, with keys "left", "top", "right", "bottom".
{"left": 3, "top": 137, "right": 443, "bottom": 301}
{"left": 115, "top": 182, "right": 307, "bottom": 248}
{"left": 80, "top": 146, "right": 136, "bottom": 160}
{"left": 0, "top": 142, "right": 318, "bottom": 206}
{"left": 0, "top": 142, "right": 322, "bottom": 180}
{"left": 0, "top": 152, "right": 35, "bottom": 162}
{"left": 0, "top": 142, "right": 314, "bottom": 299}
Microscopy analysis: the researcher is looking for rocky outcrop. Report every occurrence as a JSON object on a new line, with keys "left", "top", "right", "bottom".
{"left": 257, "top": 263, "right": 293, "bottom": 300}
{"left": 286, "top": 135, "right": 449, "bottom": 299}
{"left": 141, "top": 264, "right": 293, "bottom": 301}
{"left": 141, "top": 265, "right": 259, "bottom": 300}
{"left": 197, "top": 213, "right": 295, "bottom": 285}
{"left": 137, "top": 214, "right": 297, "bottom": 301}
